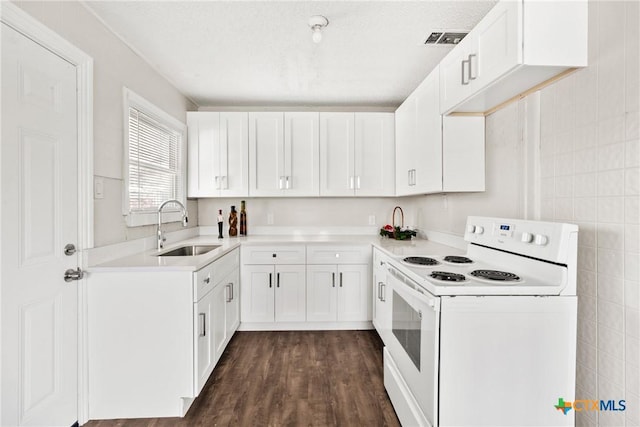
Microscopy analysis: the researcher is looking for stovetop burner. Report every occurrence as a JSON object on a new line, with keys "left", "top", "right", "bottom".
{"left": 470, "top": 270, "right": 520, "bottom": 282}
{"left": 443, "top": 255, "right": 473, "bottom": 264}
{"left": 403, "top": 256, "right": 439, "bottom": 266}
{"left": 429, "top": 271, "right": 467, "bottom": 282}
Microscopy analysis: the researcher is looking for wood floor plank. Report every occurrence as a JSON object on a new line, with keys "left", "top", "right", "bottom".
{"left": 85, "top": 330, "right": 400, "bottom": 427}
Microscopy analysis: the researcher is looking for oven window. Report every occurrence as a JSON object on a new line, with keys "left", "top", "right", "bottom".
{"left": 392, "top": 290, "right": 421, "bottom": 370}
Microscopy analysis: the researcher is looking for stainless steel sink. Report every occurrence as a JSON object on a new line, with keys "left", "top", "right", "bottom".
{"left": 156, "top": 245, "right": 220, "bottom": 257}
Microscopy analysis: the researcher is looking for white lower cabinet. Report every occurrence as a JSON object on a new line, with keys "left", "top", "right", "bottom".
{"left": 88, "top": 248, "right": 240, "bottom": 420}
{"left": 372, "top": 248, "right": 392, "bottom": 343}
{"left": 307, "top": 264, "right": 370, "bottom": 322}
{"left": 241, "top": 264, "right": 306, "bottom": 323}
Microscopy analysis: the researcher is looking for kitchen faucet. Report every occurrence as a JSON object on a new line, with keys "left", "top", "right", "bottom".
{"left": 157, "top": 199, "right": 188, "bottom": 250}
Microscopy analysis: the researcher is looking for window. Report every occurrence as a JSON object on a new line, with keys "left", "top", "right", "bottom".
{"left": 123, "top": 88, "right": 187, "bottom": 227}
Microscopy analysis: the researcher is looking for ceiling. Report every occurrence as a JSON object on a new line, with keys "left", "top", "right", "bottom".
{"left": 84, "top": 1, "right": 497, "bottom": 108}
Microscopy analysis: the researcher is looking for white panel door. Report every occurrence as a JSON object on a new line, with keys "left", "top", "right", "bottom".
{"left": 394, "top": 96, "right": 415, "bottom": 196}
{"left": 354, "top": 113, "right": 395, "bottom": 196}
{"left": 474, "top": 0, "right": 521, "bottom": 89}
{"left": 284, "top": 112, "right": 319, "bottom": 196}
{"left": 219, "top": 112, "right": 249, "bottom": 197}
{"left": 249, "top": 112, "right": 284, "bottom": 196}
{"left": 194, "top": 290, "right": 215, "bottom": 394}
{"left": 306, "top": 265, "right": 338, "bottom": 322}
{"left": 1, "top": 23, "right": 79, "bottom": 427}
{"left": 224, "top": 268, "right": 240, "bottom": 341}
{"left": 274, "top": 265, "right": 306, "bottom": 322}
{"left": 413, "top": 70, "right": 443, "bottom": 194}
{"left": 320, "top": 113, "right": 355, "bottom": 196}
{"left": 187, "top": 112, "right": 220, "bottom": 197}
{"left": 212, "top": 283, "right": 228, "bottom": 362}
{"left": 337, "top": 265, "right": 370, "bottom": 322}
{"left": 240, "top": 265, "right": 275, "bottom": 323}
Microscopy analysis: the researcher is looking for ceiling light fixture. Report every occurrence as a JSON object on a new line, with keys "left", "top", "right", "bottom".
{"left": 308, "top": 15, "right": 329, "bottom": 44}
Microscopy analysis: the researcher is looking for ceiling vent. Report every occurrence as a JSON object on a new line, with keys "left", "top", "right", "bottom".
{"left": 424, "top": 31, "right": 468, "bottom": 45}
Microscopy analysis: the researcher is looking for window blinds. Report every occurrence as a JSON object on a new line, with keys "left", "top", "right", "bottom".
{"left": 128, "top": 107, "right": 183, "bottom": 213}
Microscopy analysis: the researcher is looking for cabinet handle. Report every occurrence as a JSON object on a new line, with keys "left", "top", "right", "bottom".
{"left": 214, "top": 176, "right": 220, "bottom": 190}
{"left": 356, "top": 176, "right": 361, "bottom": 189}
{"left": 468, "top": 54, "right": 477, "bottom": 80}
{"left": 230, "top": 282, "right": 234, "bottom": 301}
{"left": 204, "top": 275, "right": 210, "bottom": 284}
{"left": 226, "top": 283, "right": 232, "bottom": 303}
{"left": 408, "top": 169, "right": 412, "bottom": 186}
{"left": 413, "top": 169, "right": 417, "bottom": 186}
{"left": 380, "top": 283, "right": 386, "bottom": 302}
{"left": 377, "top": 281, "right": 382, "bottom": 300}
{"left": 279, "top": 176, "right": 284, "bottom": 190}
{"left": 222, "top": 175, "right": 228, "bottom": 190}
{"left": 339, "top": 272, "right": 343, "bottom": 287}
{"left": 277, "top": 272, "right": 280, "bottom": 288}
{"left": 461, "top": 58, "right": 470, "bottom": 85}
{"left": 349, "top": 176, "right": 354, "bottom": 190}
{"left": 332, "top": 272, "right": 336, "bottom": 288}
{"left": 199, "top": 313, "right": 206, "bottom": 337}
{"left": 285, "top": 176, "right": 290, "bottom": 189}
{"left": 269, "top": 273, "right": 272, "bottom": 288}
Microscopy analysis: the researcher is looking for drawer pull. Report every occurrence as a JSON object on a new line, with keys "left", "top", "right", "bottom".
{"left": 332, "top": 272, "right": 336, "bottom": 287}
{"left": 204, "top": 275, "right": 210, "bottom": 284}
{"left": 277, "top": 272, "right": 280, "bottom": 288}
{"left": 199, "top": 313, "right": 206, "bottom": 337}
{"left": 339, "top": 272, "right": 343, "bottom": 287}
{"left": 269, "top": 273, "right": 272, "bottom": 288}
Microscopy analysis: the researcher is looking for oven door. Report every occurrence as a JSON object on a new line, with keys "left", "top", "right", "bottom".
{"left": 385, "top": 265, "right": 440, "bottom": 426}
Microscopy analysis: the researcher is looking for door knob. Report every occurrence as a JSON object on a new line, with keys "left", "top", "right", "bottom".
{"left": 63, "top": 268, "right": 84, "bottom": 282}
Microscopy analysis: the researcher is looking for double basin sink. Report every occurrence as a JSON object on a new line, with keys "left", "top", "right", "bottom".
{"left": 156, "top": 244, "right": 220, "bottom": 257}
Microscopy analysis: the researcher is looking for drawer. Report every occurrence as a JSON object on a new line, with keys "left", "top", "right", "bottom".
{"left": 212, "top": 248, "right": 239, "bottom": 286}
{"left": 242, "top": 245, "right": 306, "bottom": 265}
{"left": 194, "top": 262, "right": 215, "bottom": 301}
{"left": 194, "top": 248, "right": 240, "bottom": 301}
{"left": 307, "top": 245, "right": 370, "bottom": 265}
{"left": 373, "top": 248, "right": 392, "bottom": 274}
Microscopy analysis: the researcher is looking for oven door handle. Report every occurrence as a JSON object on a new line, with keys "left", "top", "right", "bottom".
{"left": 387, "top": 265, "right": 440, "bottom": 311}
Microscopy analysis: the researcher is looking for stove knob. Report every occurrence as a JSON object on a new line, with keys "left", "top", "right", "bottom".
{"left": 534, "top": 234, "right": 548, "bottom": 246}
{"left": 474, "top": 226, "right": 484, "bottom": 234}
{"left": 467, "top": 225, "right": 476, "bottom": 234}
{"left": 521, "top": 232, "right": 533, "bottom": 243}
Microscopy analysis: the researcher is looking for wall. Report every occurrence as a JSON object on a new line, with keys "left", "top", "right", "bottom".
{"left": 13, "top": 1, "right": 199, "bottom": 248}
{"left": 410, "top": 2, "right": 640, "bottom": 426}
{"left": 198, "top": 197, "right": 417, "bottom": 233}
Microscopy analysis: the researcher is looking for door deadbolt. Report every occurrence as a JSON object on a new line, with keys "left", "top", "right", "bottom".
{"left": 64, "top": 268, "right": 84, "bottom": 282}
{"left": 64, "top": 244, "right": 77, "bottom": 256}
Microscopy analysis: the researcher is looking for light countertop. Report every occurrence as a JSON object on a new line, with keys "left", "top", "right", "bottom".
{"left": 87, "top": 234, "right": 463, "bottom": 273}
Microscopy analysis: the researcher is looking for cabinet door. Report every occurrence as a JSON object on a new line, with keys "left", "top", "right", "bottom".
{"left": 274, "top": 265, "right": 306, "bottom": 322}
{"left": 187, "top": 112, "right": 221, "bottom": 197}
{"left": 413, "top": 69, "right": 443, "bottom": 194}
{"left": 284, "top": 112, "right": 319, "bottom": 196}
{"left": 224, "top": 268, "right": 240, "bottom": 342}
{"left": 249, "top": 112, "right": 284, "bottom": 196}
{"left": 194, "top": 290, "right": 215, "bottom": 394}
{"left": 240, "top": 265, "right": 275, "bottom": 322}
{"left": 319, "top": 113, "right": 355, "bottom": 196}
{"left": 474, "top": 0, "right": 521, "bottom": 89}
{"left": 394, "top": 96, "right": 415, "bottom": 196}
{"left": 439, "top": 36, "right": 475, "bottom": 114}
{"left": 306, "top": 265, "right": 338, "bottom": 322}
{"left": 372, "top": 266, "right": 391, "bottom": 344}
{"left": 354, "top": 113, "right": 395, "bottom": 196}
{"left": 219, "top": 112, "right": 249, "bottom": 197}
{"left": 212, "top": 283, "right": 227, "bottom": 363}
{"left": 337, "top": 265, "right": 370, "bottom": 322}
{"left": 442, "top": 116, "right": 485, "bottom": 192}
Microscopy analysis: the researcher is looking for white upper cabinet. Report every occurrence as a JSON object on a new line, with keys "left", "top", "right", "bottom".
{"left": 440, "top": 0, "right": 587, "bottom": 114}
{"left": 320, "top": 112, "right": 394, "bottom": 197}
{"left": 187, "top": 112, "right": 248, "bottom": 197}
{"left": 249, "top": 112, "right": 319, "bottom": 197}
{"left": 395, "top": 68, "right": 442, "bottom": 196}
{"left": 395, "top": 66, "right": 484, "bottom": 196}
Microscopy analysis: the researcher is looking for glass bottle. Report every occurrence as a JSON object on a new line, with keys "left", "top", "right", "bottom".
{"left": 240, "top": 200, "right": 247, "bottom": 236}
{"left": 229, "top": 205, "right": 238, "bottom": 237}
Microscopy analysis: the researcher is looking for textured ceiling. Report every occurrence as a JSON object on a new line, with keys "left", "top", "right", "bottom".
{"left": 84, "top": 1, "right": 497, "bottom": 108}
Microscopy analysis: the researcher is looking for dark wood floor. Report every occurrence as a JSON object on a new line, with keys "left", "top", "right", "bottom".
{"left": 85, "top": 330, "right": 400, "bottom": 427}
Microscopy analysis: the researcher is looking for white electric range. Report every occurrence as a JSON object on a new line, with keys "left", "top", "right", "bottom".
{"left": 382, "top": 216, "right": 578, "bottom": 427}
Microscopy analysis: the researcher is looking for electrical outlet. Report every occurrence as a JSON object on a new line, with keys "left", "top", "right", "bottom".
{"left": 267, "top": 213, "right": 274, "bottom": 225}
{"left": 368, "top": 215, "right": 376, "bottom": 225}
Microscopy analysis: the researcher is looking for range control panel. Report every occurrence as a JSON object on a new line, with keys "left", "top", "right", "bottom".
{"left": 464, "top": 216, "right": 578, "bottom": 264}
